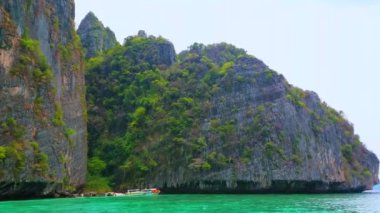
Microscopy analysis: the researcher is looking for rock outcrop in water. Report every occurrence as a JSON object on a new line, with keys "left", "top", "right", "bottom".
{"left": 0, "top": 0, "right": 87, "bottom": 199}
{"left": 85, "top": 32, "right": 379, "bottom": 193}
{"left": 77, "top": 12, "right": 118, "bottom": 59}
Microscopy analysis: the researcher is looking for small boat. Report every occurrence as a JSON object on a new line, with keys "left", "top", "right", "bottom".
{"left": 143, "top": 188, "right": 161, "bottom": 194}
{"left": 126, "top": 188, "right": 160, "bottom": 195}
{"left": 105, "top": 192, "right": 127, "bottom": 197}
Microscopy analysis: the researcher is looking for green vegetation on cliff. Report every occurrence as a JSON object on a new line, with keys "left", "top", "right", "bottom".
{"left": 0, "top": 31, "right": 53, "bottom": 180}
{"left": 86, "top": 35, "right": 252, "bottom": 190}
{"left": 85, "top": 31, "right": 379, "bottom": 192}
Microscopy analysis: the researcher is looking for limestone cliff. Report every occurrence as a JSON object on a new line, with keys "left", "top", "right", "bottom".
{"left": 77, "top": 12, "right": 118, "bottom": 59}
{"left": 0, "top": 0, "right": 87, "bottom": 199}
{"left": 156, "top": 44, "right": 379, "bottom": 193}
{"left": 86, "top": 35, "right": 378, "bottom": 193}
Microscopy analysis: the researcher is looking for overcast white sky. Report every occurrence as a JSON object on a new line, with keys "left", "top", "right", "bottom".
{"left": 75, "top": 0, "right": 380, "bottom": 159}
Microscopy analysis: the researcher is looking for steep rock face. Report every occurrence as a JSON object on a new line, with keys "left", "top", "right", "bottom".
{"left": 86, "top": 36, "right": 378, "bottom": 193}
{"left": 0, "top": 0, "right": 87, "bottom": 199}
{"left": 77, "top": 12, "right": 118, "bottom": 59}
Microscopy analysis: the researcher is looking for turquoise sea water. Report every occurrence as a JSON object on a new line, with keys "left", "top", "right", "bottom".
{"left": 374, "top": 184, "right": 380, "bottom": 190}
{"left": 1, "top": 192, "right": 379, "bottom": 213}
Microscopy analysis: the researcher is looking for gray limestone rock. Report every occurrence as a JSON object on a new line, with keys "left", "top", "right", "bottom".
{"left": 77, "top": 11, "right": 118, "bottom": 58}
{"left": 0, "top": 0, "right": 87, "bottom": 199}
{"left": 138, "top": 30, "right": 147, "bottom": 38}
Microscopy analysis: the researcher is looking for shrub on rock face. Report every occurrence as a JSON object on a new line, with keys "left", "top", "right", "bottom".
{"left": 0, "top": 146, "right": 6, "bottom": 160}
{"left": 341, "top": 144, "right": 353, "bottom": 162}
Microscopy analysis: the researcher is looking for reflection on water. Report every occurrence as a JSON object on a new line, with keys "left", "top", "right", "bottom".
{"left": 0, "top": 193, "right": 379, "bottom": 213}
